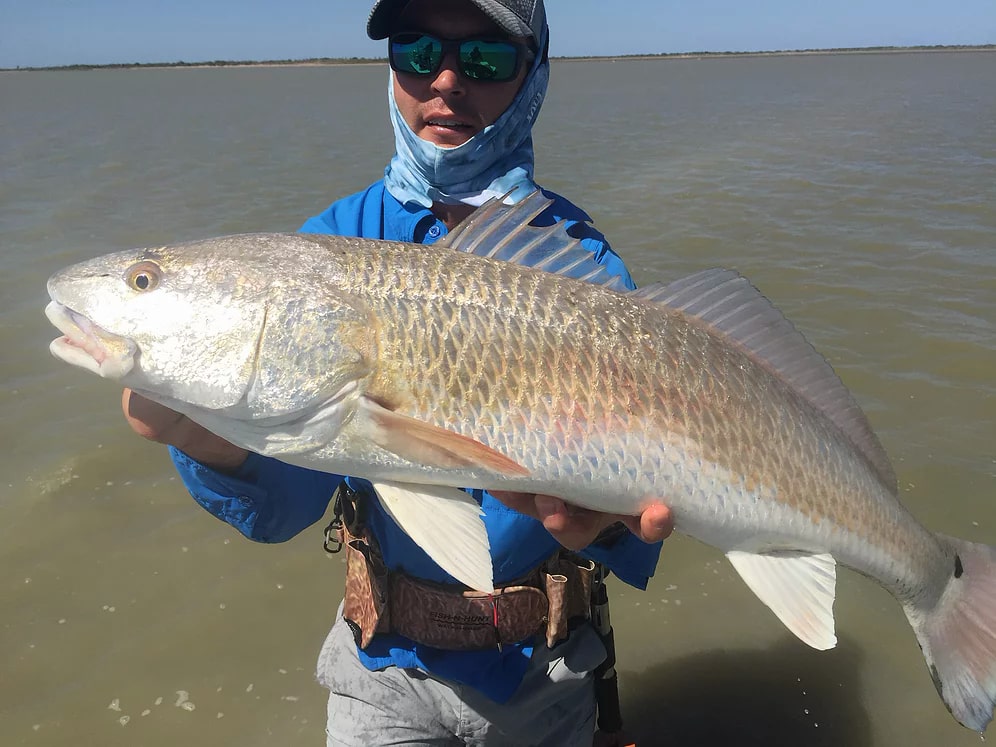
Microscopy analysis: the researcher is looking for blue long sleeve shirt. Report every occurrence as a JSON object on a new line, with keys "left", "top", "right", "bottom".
{"left": 169, "top": 181, "right": 663, "bottom": 702}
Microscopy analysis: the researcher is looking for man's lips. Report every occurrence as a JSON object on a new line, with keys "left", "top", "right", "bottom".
{"left": 423, "top": 112, "right": 476, "bottom": 131}
{"left": 425, "top": 123, "right": 473, "bottom": 135}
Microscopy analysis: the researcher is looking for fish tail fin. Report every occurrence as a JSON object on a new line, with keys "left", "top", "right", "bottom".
{"left": 906, "top": 536, "right": 996, "bottom": 732}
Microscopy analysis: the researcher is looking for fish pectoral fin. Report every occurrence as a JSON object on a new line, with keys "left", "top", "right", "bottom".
{"left": 726, "top": 549, "right": 838, "bottom": 650}
{"left": 360, "top": 398, "right": 529, "bottom": 478}
{"left": 371, "top": 481, "right": 494, "bottom": 593}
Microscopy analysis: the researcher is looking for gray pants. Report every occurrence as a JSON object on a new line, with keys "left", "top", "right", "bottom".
{"left": 317, "top": 603, "right": 606, "bottom": 746}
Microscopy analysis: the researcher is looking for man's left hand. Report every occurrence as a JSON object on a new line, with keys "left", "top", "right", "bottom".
{"left": 489, "top": 492, "right": 673, "bottom": 550}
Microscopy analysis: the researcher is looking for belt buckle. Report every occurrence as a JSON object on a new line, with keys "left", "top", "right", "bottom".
{"left": 322, "top": 483, "right": 347, "bottom": 554}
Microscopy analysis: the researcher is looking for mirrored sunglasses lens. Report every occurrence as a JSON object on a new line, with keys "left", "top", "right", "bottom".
{"left": 391, "top": 35, "right": 442, "bottom": 75}
{"left": 458, "top": 41, "right": 520, "bottom": 80}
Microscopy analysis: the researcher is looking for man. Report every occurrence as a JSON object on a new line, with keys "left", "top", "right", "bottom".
{"left": 124, "top": 1, "right": 672, "bottom": 744}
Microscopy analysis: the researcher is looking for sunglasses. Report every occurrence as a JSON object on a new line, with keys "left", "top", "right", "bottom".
{"left": 388, "top": 32, "right": 529, "bottom": 82}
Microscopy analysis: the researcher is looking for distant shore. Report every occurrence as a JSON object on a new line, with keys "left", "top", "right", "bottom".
{"left": 3, "top": 44, "right": 994, "bottom": 72}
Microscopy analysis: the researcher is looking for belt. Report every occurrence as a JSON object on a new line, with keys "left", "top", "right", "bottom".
{"left": 325, "top": 483, "right": 595, "bottom": 651}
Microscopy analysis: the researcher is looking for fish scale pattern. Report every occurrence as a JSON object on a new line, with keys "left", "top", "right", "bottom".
{"left": 45, "top": 226, "right": 966, "bottom": 654}
{"left": 337, "top": 241, "right": 949, "bottom": 605}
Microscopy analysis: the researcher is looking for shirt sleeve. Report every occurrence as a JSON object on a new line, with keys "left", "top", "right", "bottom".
{"left": 169, "top": 448, "right": 341, "bottom": 543}
{"left": 299, "top": 183, "right": 390, "bottom": 238}
{"left": 582, "top": 534, "right": 663, "bottom": 590}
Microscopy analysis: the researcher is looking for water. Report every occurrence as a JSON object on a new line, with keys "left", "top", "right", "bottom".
{"left": 2, "top": 52, "right": 994, "bottom": 746}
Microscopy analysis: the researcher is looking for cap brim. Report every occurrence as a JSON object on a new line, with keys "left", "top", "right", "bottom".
{"left": 367, "top": 0, "right": 411, "bottom": 40}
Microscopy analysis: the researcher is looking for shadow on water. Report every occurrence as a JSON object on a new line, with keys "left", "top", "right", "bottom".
{"left": 618, "top": 637, "right": 871, "bottom": 747}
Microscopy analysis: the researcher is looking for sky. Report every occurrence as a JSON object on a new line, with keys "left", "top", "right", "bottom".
{"left": 1, "top": 0, "right": 994, "bottom": 69}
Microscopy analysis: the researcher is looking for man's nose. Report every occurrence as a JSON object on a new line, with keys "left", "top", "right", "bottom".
{"left": 430, "top": 51, "right": 465, "bottom": 95}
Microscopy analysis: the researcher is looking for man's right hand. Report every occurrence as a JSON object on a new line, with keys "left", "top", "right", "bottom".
{"left": 122, "top": 389, "right": 249, "bottom": 473}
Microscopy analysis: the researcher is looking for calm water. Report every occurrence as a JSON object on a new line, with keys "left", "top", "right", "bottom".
{"left": 2, "top": 52, "right": 994, "bottom": 746}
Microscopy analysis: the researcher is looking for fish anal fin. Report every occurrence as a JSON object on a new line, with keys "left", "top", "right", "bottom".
{"left": 727, "top": 549, "right": 838, "bottom": 650}
{"left": 372, "top": 481, "right": 494, "bottom": 593}
{"left": 361, "top": 398, "right": 529, "bottom": 478}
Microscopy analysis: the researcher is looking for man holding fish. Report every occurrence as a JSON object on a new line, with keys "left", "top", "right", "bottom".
{"left": 122, "top": 0, "right": 673, "bottom": 744}
{"left": 48, "top": 0, "right": 996, "bottom": 740}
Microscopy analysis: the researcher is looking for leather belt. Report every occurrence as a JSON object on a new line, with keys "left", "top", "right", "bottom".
{"left": 327, "top": 483, "right": 594, "bottom": 651}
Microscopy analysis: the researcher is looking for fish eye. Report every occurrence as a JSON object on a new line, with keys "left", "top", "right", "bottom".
{"left": 125, "top": 260, "right": 161, "bottom": 292}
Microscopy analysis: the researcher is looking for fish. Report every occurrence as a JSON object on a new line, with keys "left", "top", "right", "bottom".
{"left": 45, "top": 190, "right": 996, "bottom": 731}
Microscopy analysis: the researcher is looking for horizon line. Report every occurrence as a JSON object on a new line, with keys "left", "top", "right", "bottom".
{"left": 4, "top": 43, "right": 994, "bottom": 72}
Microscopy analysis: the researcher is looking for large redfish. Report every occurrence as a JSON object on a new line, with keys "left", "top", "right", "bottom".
{"left": 45, "top": 191, "right": 996, "bottom": 731}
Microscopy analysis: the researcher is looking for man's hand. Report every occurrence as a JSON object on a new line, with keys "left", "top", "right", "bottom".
{"left": 122, "top": 388, "right": 675, "bottom": 544}
{"left": 122, "top": 389, "right": 249, "bottom": 473}
{"left": 489, "top": 491, "right": 673, "bottom": 550}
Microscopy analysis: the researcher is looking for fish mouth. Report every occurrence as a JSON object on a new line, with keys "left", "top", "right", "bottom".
{"left": 45, "top": 301, "right": 137, "bottom": 379}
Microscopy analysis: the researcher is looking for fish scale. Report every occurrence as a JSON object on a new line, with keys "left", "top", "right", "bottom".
{"left": 45, "top": 192, "right": 996, "bottom": 732}
{"left": 336, "top": 237, "right": 945, "bottom": 590}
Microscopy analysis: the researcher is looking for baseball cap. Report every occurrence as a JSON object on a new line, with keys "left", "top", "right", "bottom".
{"left": 367, "top": 0, "right": 547, "bottom": 50}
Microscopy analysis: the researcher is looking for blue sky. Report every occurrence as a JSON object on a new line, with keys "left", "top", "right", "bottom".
{"left": 1, "top": 0, "right": 993, "bottom": 69}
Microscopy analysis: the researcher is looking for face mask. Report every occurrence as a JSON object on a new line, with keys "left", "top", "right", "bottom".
{"left": 383, "top": 28, "right": 550, "bottom": 208}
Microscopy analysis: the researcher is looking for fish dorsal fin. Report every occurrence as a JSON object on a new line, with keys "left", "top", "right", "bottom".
{"left": 641, "top": 268, "right": 897, "bottom": 493}
{"left": 438, "top": 190, "right": 631, "bottom": 291}
{"left": 727, "top": 549, "right": 838, "bottom": 650}
{"left": 372, "top": 481, "right": 494, "bottom": 593}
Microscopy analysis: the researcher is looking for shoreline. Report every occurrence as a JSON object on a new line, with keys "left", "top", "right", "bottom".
{"left": 4, "top": 44, "right": 994, "bottom": 72}
{"left": 585, "top": 45, "right": 996, "bottom": 62}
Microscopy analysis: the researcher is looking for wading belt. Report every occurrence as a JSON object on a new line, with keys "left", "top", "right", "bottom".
{"left": 323, "top": 482, "right": 596, "bottom": 651}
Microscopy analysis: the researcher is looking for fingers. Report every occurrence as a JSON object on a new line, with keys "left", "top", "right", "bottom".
{"left": 534, "top": 495, "right": 604, "bottom": 550}
{"left": 120, "top": 388, "right": 249, "bottom": 472}
{"left": 622, "top": 502, "right": 674, "bottom": 544}
{"left": 490, "top": 490, "right": 674, "bottom": 549}
{"left": 536, "top": 496, "right": 673, "bottom": 547}
{"left": 534, "top": 494, "right": 567, "bottom": 525}
{"left": 122, "top": 389, "right": 185, "bottom": 441}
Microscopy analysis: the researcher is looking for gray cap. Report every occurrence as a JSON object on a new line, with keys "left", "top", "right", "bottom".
{"left": 367, "top": 0, "right": 547, "bottom": 49}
